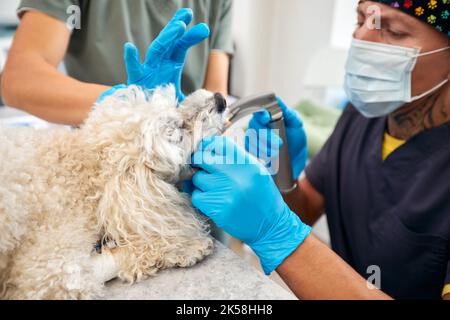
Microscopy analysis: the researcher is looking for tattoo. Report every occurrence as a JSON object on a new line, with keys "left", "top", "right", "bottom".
{"left": 388, "top": 85, "right": 450, "bottom": 140}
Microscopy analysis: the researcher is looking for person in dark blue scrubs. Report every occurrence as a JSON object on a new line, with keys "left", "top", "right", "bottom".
{"left": 187, "top": 0, "right": 450, "bottom": 299}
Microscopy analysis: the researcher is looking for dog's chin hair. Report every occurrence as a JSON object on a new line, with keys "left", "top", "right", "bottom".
{"left": 96, "top": 163, "right": 210, "bottom": 246}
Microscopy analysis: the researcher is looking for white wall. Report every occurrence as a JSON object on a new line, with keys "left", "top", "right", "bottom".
{"left": 230, "top": 0, "right": 276, "bottom": 98}
{"left": 231, "top": 0, "right": 358, "bottom": 107}
{"left": 330, "top": 0, "right": 360, "bottom": 49}
{"left": 231, "top": 0, "right": 335, "bottom": 104}
{"left": 0, "top": 0, "right": 20, "bottom": 25}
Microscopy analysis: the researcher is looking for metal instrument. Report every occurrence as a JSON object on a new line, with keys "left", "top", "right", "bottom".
{"left": 181, "top": 93, "right": 297, "bottom": 194}
{"left": 225, "top": 93, "right": 296, "bottom": 193}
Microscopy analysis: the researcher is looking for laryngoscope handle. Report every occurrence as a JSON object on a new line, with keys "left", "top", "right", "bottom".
{"left": 269, "top": 116, "right": 297, "bottom": 194}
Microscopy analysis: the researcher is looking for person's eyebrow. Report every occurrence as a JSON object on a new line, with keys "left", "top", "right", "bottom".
{"left": 381, "top": 12, "right": 415, "bottom": 29}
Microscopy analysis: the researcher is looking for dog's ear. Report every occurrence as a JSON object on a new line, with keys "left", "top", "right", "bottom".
{"left": 140, "top": 117, "right": 189, "bottom": 180}
{"left": 96, "top": 160, "right": 205, "bottom": 247}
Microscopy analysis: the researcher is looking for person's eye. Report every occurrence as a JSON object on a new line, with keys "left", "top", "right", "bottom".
{"left": 387, "top": 28, "right": 407, "bottom": 38}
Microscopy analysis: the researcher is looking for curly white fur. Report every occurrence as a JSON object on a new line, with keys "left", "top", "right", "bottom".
{"left": 0, "top": 85, "right": 225, "bottom": 299}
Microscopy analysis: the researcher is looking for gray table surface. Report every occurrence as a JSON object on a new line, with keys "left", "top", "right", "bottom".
{"left": 104, "top": 241, "right": 296, "bottom": 300}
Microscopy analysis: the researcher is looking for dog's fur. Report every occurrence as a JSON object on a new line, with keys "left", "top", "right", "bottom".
{"left": 0, "top": 85, "right": 225, "bottom": 299}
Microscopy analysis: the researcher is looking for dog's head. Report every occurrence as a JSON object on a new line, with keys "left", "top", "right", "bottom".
{"left": 85, "top": 85, "right": 226, "bottom": 183}
{"left": 84, "top": 85, "right": 226, "bottom": 244}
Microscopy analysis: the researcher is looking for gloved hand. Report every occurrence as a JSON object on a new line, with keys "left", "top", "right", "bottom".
{"left": 123, "top": 8, "right": 210, "bottom": 102}
{"left": 96, "top": 84, "right": 127, "bottom": 103}
{"left": 191, "top": 136, "right": 311, "bottom": 275}
{"left": 246, "top": 97, "right": 308, "bottom": 180}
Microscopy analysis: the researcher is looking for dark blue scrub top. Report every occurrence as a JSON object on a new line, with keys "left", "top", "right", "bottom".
{"left": 305, "top": 105, "right": 450, "bottom": 300}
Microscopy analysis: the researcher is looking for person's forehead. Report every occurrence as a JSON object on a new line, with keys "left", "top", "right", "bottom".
{"left": 357, "top": 0, "right": 417, "bottom": 27}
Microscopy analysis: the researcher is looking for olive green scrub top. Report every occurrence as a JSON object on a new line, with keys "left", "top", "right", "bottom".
{"left": 17, "top": 0, "right": 234, "bottom": 94}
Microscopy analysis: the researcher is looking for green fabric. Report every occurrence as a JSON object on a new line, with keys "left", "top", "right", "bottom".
{"left": 295, "top": 101, "right": 342, "bottom": 157}
{"left": 17, "top": 0, "right": 234, "bottom": 93}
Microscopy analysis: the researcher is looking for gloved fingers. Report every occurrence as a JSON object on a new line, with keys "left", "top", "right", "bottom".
{"left": 245, "top": 130, "right": 282, "bottom": 160}
{"left": 285, "top": 109, "right": 303, "bottom": 129}
{"left": 168, "top": 8, "right": 193, "bottom": 26}
{"left": 171, "top": 23, "right": 210, "bottom": 63}
{"left": 192, "top": 170, "right": 217, "bottom": 192}
{"left": 248, "top": 110, "right": 271, "bottom": 130}
{"left": 246, "top": 123, "right": 282, "bottom": 146}
{"left": 124, "top": 43, "right": 143, "bottom": 84}
{"left": 113, "top": 84, "right": 128, "bottom": 90}
{"left": 181, "top": 180, "right": 195, "bottom": 195}
{"left": 293, "top": 147, "right": 308, "bottom": 170}
{"left": 96, "top": 84, "right": 127, "bottom": 103}
{"left": 206, "top": 136, "right": 242, "bottom": 157}
{"left": 196, "top": 136, "right": 217, "bottom": 153}
{"left": 213, "top": 137, "right": 265, "bottom": 167}
{"left": 246, "top": 111, "right": 272, "bottom": 156}
{"left": 144, "top": 20, "right": 186, "bottom": 66}
{"left": 276, "top": 97, "right": 303, "bottom": 128}
{"left": 192, "top": 136, "right": 260, "bottom": 171}
{"left": 191, "top": 138, "right": 219, "bottom": 173}
{"left": 191, "top": 189, "right": 212, "bottom": 217}
{"left": 191, "top": 136, "right": 241, "bottom": 171}
{"left": 163, "top": 8, "right": 195, "bottom": 63}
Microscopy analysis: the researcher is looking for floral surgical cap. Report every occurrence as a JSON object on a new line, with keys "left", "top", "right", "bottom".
{"left": 371, "top": 0, "right": 449, "bottom": 35}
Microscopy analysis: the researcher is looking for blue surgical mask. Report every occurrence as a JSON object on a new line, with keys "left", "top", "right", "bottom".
{"left": 344, "top": 39, "right": 450, "bottom": 118}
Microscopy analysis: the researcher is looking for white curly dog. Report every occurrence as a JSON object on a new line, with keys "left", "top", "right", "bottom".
{"left": 0, "top": 85, "right": 227, "bottom": 299}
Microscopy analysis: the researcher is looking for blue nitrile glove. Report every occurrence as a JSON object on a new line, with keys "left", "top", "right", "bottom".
{"left": 123, "top": 8, "right": 210, "bottom": 102}
{"left": 246, "top": 97, "right": 308, "bottom": 180}
{"left": 181, "top": 180, "right": 195, "bottom": 195}
{"left": 96, "top": 84, "right": 127, "bottom": 103}
{"left": 191, "top": 136, "right": 312, "bottom": 275}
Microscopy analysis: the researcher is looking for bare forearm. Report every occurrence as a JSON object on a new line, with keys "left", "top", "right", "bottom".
{"left": 277, "top": 234, "right": 392, "bottom": 300}
{"left": 203, "top": 51, "right": 230, "bottom": 96}
{"left": 2, "top": 11, "right": 109, "bottom": 126}
{"left": 2, "top": 56, "right": 108, "bottom": 125}
{"left": 283, "top": 178, "right": 324, "bottom": 226}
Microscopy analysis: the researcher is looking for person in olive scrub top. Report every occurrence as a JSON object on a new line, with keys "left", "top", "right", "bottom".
{"left": 1, "top": 0, "right": 233, "bottom": 125}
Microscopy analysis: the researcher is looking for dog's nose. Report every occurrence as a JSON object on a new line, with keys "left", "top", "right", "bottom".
{"left": 214, "top": 93, "right": 227, "bottom": 114}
